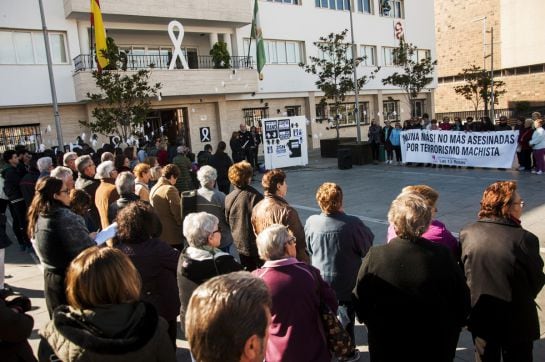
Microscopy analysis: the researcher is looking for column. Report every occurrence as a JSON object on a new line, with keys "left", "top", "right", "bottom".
{"left": 375, "top": 90, "right": 384, "bottom": 126}
{"left": 209, "top": 33, "right": 218, "bottom": 48}
{"left": 77, "top": 21, "right": 90, "bottom": 55}
{"left": 427, "top": 89, "right": 435, "bottom": 118}
{"left": 305, "top": 92, "right": 319, "bottom": 149}
{"left": 222, "top": 33, "right": 233, "bottom": 55}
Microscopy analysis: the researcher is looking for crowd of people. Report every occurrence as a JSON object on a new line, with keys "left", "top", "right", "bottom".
{"left": 368, "top": 112, "right": 545, "bottom": 171}
{"left": 0, "top": 122, "right": 544, "bottom": 362}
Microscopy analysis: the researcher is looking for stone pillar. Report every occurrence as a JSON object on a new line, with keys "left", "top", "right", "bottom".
{"left": 374, "top": 90, "right": 384, "bottom": 126}
{"left": 427, "top": 90, "right": 435, "bottom": 118}
{"left": 216, "top": 99, "right": 231, "bottom": 153}
{"left": 77, "top": 21, "right": 90, "bottom": 55}
{"left": 209, "top": 33, "right": 219, "bottom": 49}
{"left": 305, "top": 92, "right": 320, "bottom": 149}
{"left": 222, "top": 33, "right": 233, "bottom": 55}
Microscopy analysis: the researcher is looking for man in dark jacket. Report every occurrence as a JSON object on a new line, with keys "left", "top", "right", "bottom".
{"left": 108, "top": 171, "right": 140, "bottom": 223}
{"left": 1, "top": 150, "right": 32, "bottom": 251}
{"left": 208, "top": 142, "right": 233, "bottom": 195}
{"left": 74, "top": 155, "right": 100, "bottom": 228}
{"left": 0, "top": 290, "right": 36, "bottom": 362}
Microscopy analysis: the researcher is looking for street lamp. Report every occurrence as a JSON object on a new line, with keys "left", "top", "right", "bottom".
{"left": 348, "top": 2, "right": 361, "bottom": 143}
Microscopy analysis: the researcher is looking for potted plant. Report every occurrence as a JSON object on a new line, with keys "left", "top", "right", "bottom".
{"left": 209, "top": 42, "right": 231, "bottom": 69}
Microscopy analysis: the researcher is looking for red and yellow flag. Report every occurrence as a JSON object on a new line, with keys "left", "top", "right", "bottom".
{"left": 90, "top": 0, "right": 109, "bottom": 70}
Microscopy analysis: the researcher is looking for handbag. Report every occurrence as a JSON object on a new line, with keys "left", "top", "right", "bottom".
{"left": 309, "top": 268, "right": 356, "bottom": 360}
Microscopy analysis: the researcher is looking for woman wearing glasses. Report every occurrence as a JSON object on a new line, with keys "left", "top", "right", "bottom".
{"left": 460, "top": 181, "right": 545, "bottom": 361}
{"left": 27, "top": 177, "right": 96, "bottom": 317}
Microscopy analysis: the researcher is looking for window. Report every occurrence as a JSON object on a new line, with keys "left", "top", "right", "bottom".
{"left": 383, "top": 47, "right": 396, "bottom": 66}
{"left": 315, "top": 0, "right": 350, "bottom": 10}
{"left": 357, "top": 0, "right": 372, "bottom": 14}
{"left": 383, "top": 101, "right": 400, "bottom": 121}
{"left": 285, "top": 105, "right": 301, "bottom": 116}
{"left": 416, "top": 49, "right": 431, "bottom": 62}
{"left": 0, "top": 124, "right": 42, "bottom": 152}
{"left": 0, "top": 30, "right": 68, "bottom": 64}
{"left": 243, "top": 107, "right": 269, "bottom": 128}
{"left": 318, "top": 43, "right": 353, "bottom": 62}
{"left": 328, "top": 102, "right": 370, "bottom": 126}
{"left": 121, "top": 45, "right": 174, "bottom": 69}
{"left": 267, "top": 0, "right": 300, "bottom": 4}
{"left": 244, "top": 39, "right": 304, "bottom": 65}
{"left": 361, "top": 45, "right": 376, "bottom": 66}
{"left": 412, "top": 100, "right": 425, "bottom": 118}
{"left": 380, "top": 0, "right": 404, "bottom": 18}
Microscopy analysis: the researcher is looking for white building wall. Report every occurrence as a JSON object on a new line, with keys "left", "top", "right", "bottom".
{"left": 0, "top": 0, "right": 79, "bottom": 106}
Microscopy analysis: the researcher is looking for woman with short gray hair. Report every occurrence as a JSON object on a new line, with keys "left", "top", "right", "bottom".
{"left": 196, "top": 166, "right": 239, "bottom": 262}
{"left": 178, "top": 212, "right": 242, "bottom": 286}
{"left": 353, "top": 192, "right": 470, "bottom": 361}
{"left": 252, "top": 224, "right": 337, "bottom": 361}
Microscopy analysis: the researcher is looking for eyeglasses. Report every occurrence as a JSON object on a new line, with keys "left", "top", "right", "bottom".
{"left": 287, "top": 236, "right": 296, "bottom": 245}
{"left": 59, "top": 189, "right": 70, "bottom": 195}
{"left": 211, "top": 227, "right": 222, "bottom": 235}
{"left": 514, "top": 200, "right": 525, "bottom": 207}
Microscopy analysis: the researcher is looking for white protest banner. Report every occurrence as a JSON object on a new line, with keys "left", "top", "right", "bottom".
{"left": 400, "top": 130, "right": 519, "bottom": 168}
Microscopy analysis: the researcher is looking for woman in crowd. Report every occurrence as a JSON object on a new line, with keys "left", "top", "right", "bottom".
{"left": 195, "top": 165, "right": 239, "bottom": 260}
{"left": 115, "top": 201, "right": 179, "bottom": 346}
{"left": 251, "top": 169, "right": 309, "bottom": 263}
{"left": 382, "top": 121, "right": 394, "bottom": 164}
{"left": 368, "top": 121, "right": 382, "bottom": 164}
{"left": 249, "top": 126, "right": 261, "bottom": 169}
{"left": 149, "top": 165, "right": 162, "bottom": 189}
{"left": 529, "top": 118, "right": 545, "bottom": 174}
{"left": 208, "top": 141, "right": 233, "bottom": 194}
{"left": 133, "top": 162, "right": 151, "bottom": 202}
{"left": 253, "top": 224, "right": 337, "bottom": 362}
{"left": 28, "top": 177, "right": 96, "bottom": 317}
{"left": 387, "top": 185, "right": 459, "bottom": 258}
{"left": 452, "top": 117, "right": 464, "bottom": 131}
{"left": 460, "top": 181, "right": 545, "bottom": 361}
{"left": 124, "top": 146, "right": 138, "bottom": 170}
{"left": 115, "top": 154, "right": 131, "bottom": 173}
{"left": 389, "top": 122, "right": 402, "bottom": 165}
{"left": 517, "top": 118, "right": 534, "bottom": 171}
{"left": 353, "top": 192, "right": 470, "bottom": 361}
{"left": 225, "top": 161, "right": 263, "bottom": 271}
{"left": 69, "top": 189, "right": 98, "bottom": 232}
{"left": 229, "top": 131, "right": 244, "bottom": 163}
{"left": 38, "top": 247, "right": 175, "bottom": 362}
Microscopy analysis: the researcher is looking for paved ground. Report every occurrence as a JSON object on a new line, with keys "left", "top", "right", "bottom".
{"left": 5, "top": 151, "right": 545, "bottom": 361}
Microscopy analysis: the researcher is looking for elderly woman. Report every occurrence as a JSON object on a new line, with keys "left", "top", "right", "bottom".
{"left": 529, "top": 118, "right": 545, "bottom": 174}
{"left": 196, "top": 166, "right": 239, "bottom": 260}
{"left": 133, "top": 162, "right": 151, "bottom": 201}
{"left": 387, "top": 185, "right": 459, "bottom": 257}
{"left": 94, "top": 160, "right": 119, "bottom": 229}
{"left": 115, "top": 201, "right": 179, "bottom": 346}
{"left": 353, "top": 192, "right": 470, "bottom": 361}
{"left": 178, "top": 212, "right": 242, "bottom": 285}
{"left": 39, "top": 247, "right": 175, "bottom": 361}
{"left": 251, "top": 169, "right": 309, "bottom": 263}
{"left": 460, "top": 181, "right": 545, "bottom": 361}
{"left": 51, "top": 166, "right": 75, "bottom": 191}
{"left": 27, "top": 177, "right": 96, "bottom": 317}
{"left": 253, "top": 224, "right": 337, "bottom": 362}
{"left": 225, "top": 161, "right": 263, "bottom": 271}
{"left": 517, "top": 118, "right": 534, "bottom": 171}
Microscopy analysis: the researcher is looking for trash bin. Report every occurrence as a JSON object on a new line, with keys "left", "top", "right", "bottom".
{"left": 337, "top": 148, "right": 352, "bottom": 170}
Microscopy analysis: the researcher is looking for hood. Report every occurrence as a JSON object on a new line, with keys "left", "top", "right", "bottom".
{"left": 51, "top": 302, "right": 158, "bottom": 354}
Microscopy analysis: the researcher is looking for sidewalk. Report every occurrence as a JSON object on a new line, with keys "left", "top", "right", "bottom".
{"left": 5, "top": 152, "right": 545, "bottom": 361}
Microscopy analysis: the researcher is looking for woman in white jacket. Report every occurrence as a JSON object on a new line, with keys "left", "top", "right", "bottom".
{"left": 529, "top": 118, "right": 545, "bottom": 174}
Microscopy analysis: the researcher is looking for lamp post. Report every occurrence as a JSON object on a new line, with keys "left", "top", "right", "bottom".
{"left": 38, "top": 0, "right": 64, "bottom": 149}
{"left": 472, "top": 16, "right": 488, "bottom": 118}
{"left": 348, "top": 2, "right": 361, "bottom": 143}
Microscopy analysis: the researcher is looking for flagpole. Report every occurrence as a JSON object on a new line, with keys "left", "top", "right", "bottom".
{"left": 90, "top": 22, "right": 94, "bottom": 70}
{"left": 246, "top": 37, "right": 252, "bottom": 69}
{"left": 349, "top": 2, "right": 361, "bottom": 144}
{"left": 38, "top": 0, "right": 64, "bottom": 149}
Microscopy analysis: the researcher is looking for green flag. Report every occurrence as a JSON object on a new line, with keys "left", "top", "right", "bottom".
{"left": 251, "top": 0, "right": 265, "bottom": 80}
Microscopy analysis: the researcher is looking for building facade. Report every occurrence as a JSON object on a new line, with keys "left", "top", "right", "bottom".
{"left": 435, "top": 0, "right": 545, "bottom": 118}
{"left": 0, "top": 0, "right": 436, "bottom": 153}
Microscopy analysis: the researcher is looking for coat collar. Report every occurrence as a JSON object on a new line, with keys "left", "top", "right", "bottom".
{"left": 262, "top": 257, "right": 301, "bottom": 268}
{"left": 478, "top": 217, "right": 521, "bottom": 228}
{"left": 264, "top": 192, "right": 288, "bottom": 204}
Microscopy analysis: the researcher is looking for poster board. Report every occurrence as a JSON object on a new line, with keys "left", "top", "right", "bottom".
{"left": 262, "top": 116, "right": 308, "bottom": 170}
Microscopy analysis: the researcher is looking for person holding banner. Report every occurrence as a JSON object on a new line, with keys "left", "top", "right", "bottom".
{"left": 529, "top": 118, "right": 545, "bottom": 174}
{"left": 389, "top": 123, "right": 402, "bottom": 165}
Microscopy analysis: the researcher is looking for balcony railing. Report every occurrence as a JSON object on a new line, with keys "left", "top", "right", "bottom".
{"left": 73, "top": 54, "right": 254, "bottom": 72}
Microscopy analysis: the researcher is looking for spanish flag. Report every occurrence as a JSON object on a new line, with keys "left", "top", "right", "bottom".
{"left": 90, "top": 0, "right": 108, "bottom": 70}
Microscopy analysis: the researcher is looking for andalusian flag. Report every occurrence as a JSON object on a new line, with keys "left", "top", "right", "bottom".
{"left": 250, "top": 0, "right": 265, "bottom": 80}
{"left": 90, "top": 0, "right": 109, "bottom": 70}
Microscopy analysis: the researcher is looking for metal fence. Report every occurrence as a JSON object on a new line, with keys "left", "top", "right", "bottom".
{"left": 74, "top": 54, "right": 254, "bottom": 72}
{"left": 435, "top": 107, "right": 545, "bottom": 121}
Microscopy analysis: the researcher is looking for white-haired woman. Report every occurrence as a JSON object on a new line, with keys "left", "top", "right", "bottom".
{"left": 353, "top": 192, "right": 470, "bottom": 361}
{"left": 196, "top": 166, "right": 239, "bottom": 261}
{"left": 178, "top": 212, "right": 242, "bottom": 286}
{"left": 252, "top": 224, "right": 338, "bottom": 362}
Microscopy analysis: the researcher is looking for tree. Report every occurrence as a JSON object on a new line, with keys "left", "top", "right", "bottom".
{"left": 80, "top": 38, "right": 161, "bottom": 142}
{"left": 453, "top": 64, "right": 506, "bottom": 118}
{"left": 381, "top": 38, "right": 436, "bottom": 118}
{"left": 300, "top": 29, "right": 379, "bottom": 138}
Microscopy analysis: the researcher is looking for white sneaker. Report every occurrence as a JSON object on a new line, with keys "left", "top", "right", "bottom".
{"left": 531, "top": 170, "right": 537, "bottom": 173}
{"left": 518, "top": 166, "right": 525, "bottom": 171}
{"left": 537, "top": 171, "right": 543, "bottom": 175}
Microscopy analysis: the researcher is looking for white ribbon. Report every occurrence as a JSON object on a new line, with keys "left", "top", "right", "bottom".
{"left": 168, "top": 21, "right": 189, "bottom": 70}
{"left": 201, "top": 127, "right": 211, "bottom": 142}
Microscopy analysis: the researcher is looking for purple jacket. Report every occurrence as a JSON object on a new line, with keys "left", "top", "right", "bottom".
{"left": 253, "top": 258, "right": 336, "bottom": 362}
{"left": 387, "top": 219, "right": 459, "bottom": 256}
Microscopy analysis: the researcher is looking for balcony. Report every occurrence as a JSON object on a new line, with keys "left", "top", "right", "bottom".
{"left": 64, "top": 0, "right": 252, "bottom": 25}
{"left": 72, "top": 55, "right": 259, "bottom": 102}
{"left": 73, "top": 54, "right": 254, "bottom": 72}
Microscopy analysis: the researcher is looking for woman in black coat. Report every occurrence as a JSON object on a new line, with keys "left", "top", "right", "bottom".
{"left": 460, "top": 181, "right": 545, "bottom": 362}
{"left": 114, "top": 201, "right": 180, "bottom": 347}
{"left": 208, "top": 141, "right": 233, "bottom": 194}
{"left": 353, "top": 191, "right": 470, "bottom": 362}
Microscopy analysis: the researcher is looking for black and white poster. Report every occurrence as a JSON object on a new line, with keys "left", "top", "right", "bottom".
{"left": 199, "top": 127, "right": 211, "bottom": 142}
{"left": 263, "top": 116, "right": 308, "bottom": 169}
